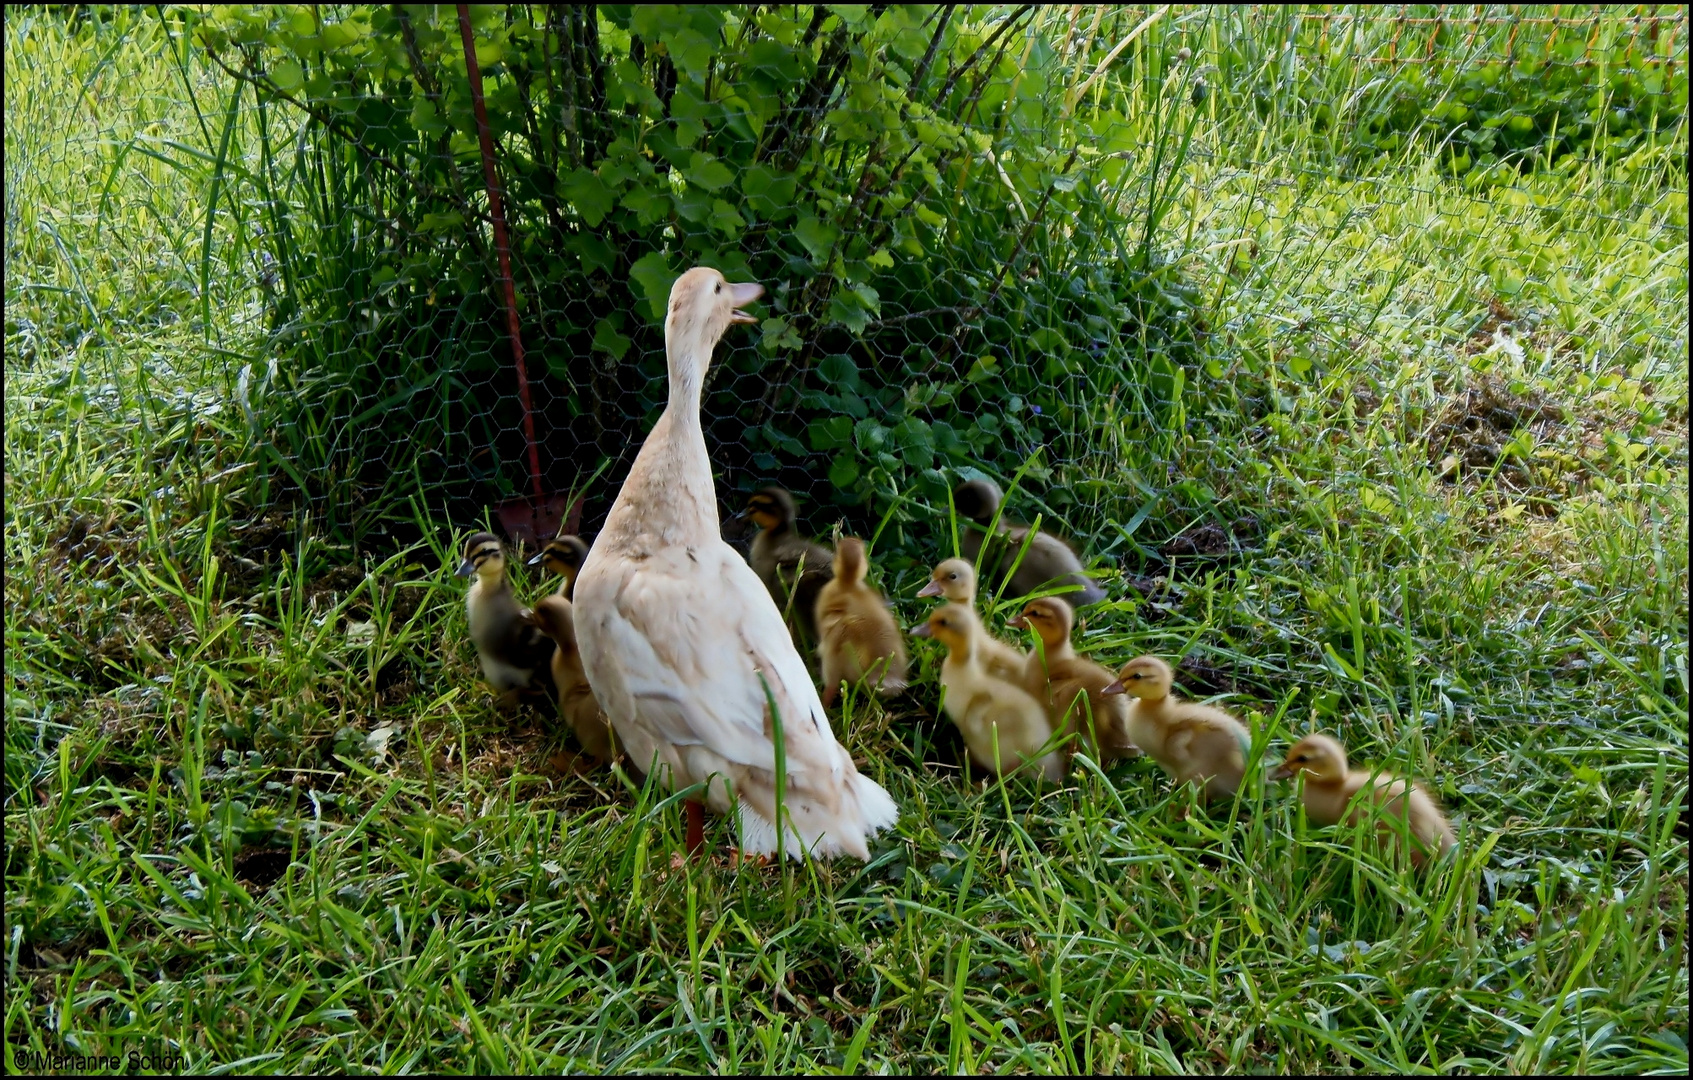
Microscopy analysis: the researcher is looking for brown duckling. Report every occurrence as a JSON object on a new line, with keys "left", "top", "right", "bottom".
{"left": 526, "top": 534, "right": 589, "bottom": 600}
{"left": 1008, "top": 597, "right": 1138, "bottom": 765}
{"left": 912, "top": 604, "right": 1063, "bottom": 783}
{"left": 736, "top": 486, "right": 834, "bottom": 640}
{"left": 457, "top": 531, "right": 556, "bottom": 708}
{"left": 527, "top": 594, "right": 617, "bottom": 761}
{"left": 814, "top": 536, "right": 909, "bottom": 707}
{"left": 954, "top": 479, "right": 1106, "bottom": 607}
{"left": 1272, "top": 733, "right": 1456, "bottom": 869}
{"left": 1102, "top": 655, "right": 1250, "bottom": 807}
{"left": 916, "top": 558, "right": 1028, "bottom": 684}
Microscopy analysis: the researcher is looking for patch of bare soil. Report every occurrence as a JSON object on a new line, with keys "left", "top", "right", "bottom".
{"left": 47, "top": 511, "right": 136, "bottom": 578}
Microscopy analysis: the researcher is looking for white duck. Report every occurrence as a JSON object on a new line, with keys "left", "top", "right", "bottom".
{"left": 572, "top": 267, "right": 899, "bottom": 862}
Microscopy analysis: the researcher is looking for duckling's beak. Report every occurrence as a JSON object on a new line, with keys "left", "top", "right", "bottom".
{"left": 909, "top": 623, "right": 933, "bottom": 638}
{"left": 1007, "top": 615, "right": 1028, "bottom": 630}
{"left": 728, "top": 281, "right": 764, "bottom": 324}
{"left": 1100, "top": 679, "right": 1125, "bottom": 695}
{"left": 1270, "top": 763, "right": 1296, "bottom": 782}
{"left": 525, "top": 550, "right": 546, "bottom": 567}
{"left": 916, "top": 580, "right": 944, "bottom": 598}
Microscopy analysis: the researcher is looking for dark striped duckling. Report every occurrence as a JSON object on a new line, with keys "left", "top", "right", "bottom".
{"left": 526, "top": 534, "right": 590, "bottom": 600}
{"left": 953, "top": 479, "right": 1106, "bottom": 607}
{"left": 736, "top": 486, "right": 834, "bottom": 640}
{"left": 457, "top": 532, "right": 556, "bottom": 708}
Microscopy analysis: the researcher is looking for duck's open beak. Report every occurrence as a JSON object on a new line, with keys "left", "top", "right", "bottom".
{"left": 1270, "top": 764, "right": 1295, "bottom": 782}
{"left": 728, "top": 281, "right": 763, "bottom": 324}
{"left": 455, "top": 559, "right": 476, "bottom": 578}
{"left": 1100, "top": 679, "right": 1125, "bottom": 695}
{"left": 909, "top": 623, "right": 933, "bottom": 638}
{"left": 1007, "top": 615, "right": 1028, "bottom": 630}
{"left": 916, "top": 580, "right": 943, "bottom": 598}
{"left": 525, "top": 550, "right": 546, "bottom": 567}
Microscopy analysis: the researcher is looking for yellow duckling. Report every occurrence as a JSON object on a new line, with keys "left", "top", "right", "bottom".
{"left": 456, "top": 531, "right": 556, "bottom": 708}
{"left": 526, "top": 534, "right": 589, "bottom": 600}
{"left": 527, "top": 594, "right": 617, "bottom": 762}
{"left": 916, "top": 558, "right": 1027, "bottom": 684}
{"left": 736, "top": 485, "right": 835, "bottom": 641}
{"left": 912, "top": 604, "right": 1062, "bottom": 783}
{"left": 1102, "top": 656, "right": 1249, "bottom": 806}
{"left": 1007, "top": 597, "right": 1138, "bottom": 765}
{"left": 1272, "top": 733, "right": 1456, "bottom": 869}
{"left": 814, "top": 536, "right": 909, "bottom": 707}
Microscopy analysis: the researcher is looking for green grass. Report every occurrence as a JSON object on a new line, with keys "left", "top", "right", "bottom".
{"left": 6, "top": 7, "right": 1688, "bottom": 1074}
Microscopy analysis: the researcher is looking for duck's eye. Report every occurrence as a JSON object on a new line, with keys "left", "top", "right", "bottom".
{"left": 715, "top": 283, "right": 722, "bottom": 294}
{"left": 947, "top": 573, "right": 958, "bottom": 580}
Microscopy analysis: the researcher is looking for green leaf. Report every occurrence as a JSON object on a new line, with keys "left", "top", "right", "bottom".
{"left": 794, "top": 214, "right": 839, "bottom": 262}
{"left": 854, "top": 419, "right": 889, "bottom": 454}
{"left": 560, "top": 168, "right": 615, "bottom": 228}
{"left": 742, "top": 164, "right": 797, "bottom": 219}
{"left": 829, "top": 453, "right": 861, "bottom": 489}
{"left": 866, "top": 247, "right": 894, "bottom": 270}
{"left": 759, "top": 316, "right": 803, "bottom": 353}
{"left": 592, "top": 318, "right": 633, "bottom": 361}
{"left": 809, "top": 416, "right": 854, "bottom": 451}
{"left": 419, "top": 211, "right": 463, "bottom": 234}
{"left": 891, "top": 416, "right": 934, "bottom": 470}
{"left": 709, "top": 199, "right": 746, "bottom": 236}
{"left": 828, "top": 291, "right": 872, "bottom": 334}
{"left": 932, "top": 420, "right": 969, "bottom": 458}
{"left": 270, "top": 59, "right": 304, "bottom": 93}
{"left": 684, "top": 151, "right": 735, "bottom": 192}
{"left": 666, "top": 28, "right": 714, "bottom": 84}
{"left": 818, "top": 354, "right": 859, "bottom": 389}
{"left": 629, "top": 251, "right": 678, "bottom": 323}
{"left": 673, "top": 187, "right": 713, "bottom": 223}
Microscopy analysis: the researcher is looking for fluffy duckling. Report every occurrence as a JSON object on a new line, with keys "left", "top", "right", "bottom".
{"left": 526, "top": 534, "right": 589, "bottom": 600}
{"left": 526, "top": 595, "right": 616, "bottom": 762}
{"left": 737, "top": 486, "right": 835, "bottom": 641}
{"left": 814, "top": 536, "right": 909, "bottom": 707}
{"left": 954, "top": 479, "right": 1106, "bottom": 607}
{"left": 572, "top": 267, "right": 897, "bottom": 862}
{"left": 457, "top": 532, "right": 557, "bottom": 708}
{"left": 1272, "top": 734, "right": 1456, "bottom": 869}
{"left": 1102, "top": 655, "right": 1249, "bottom": 806}
{"left": 916, "top": 558, "right": 1027, "bottom": 684}
{"left": 912, "top": 604, "right": 1063, "bottom": 783}
{"left": 1008, "top": 597, "right": 1138, "bottom": 765}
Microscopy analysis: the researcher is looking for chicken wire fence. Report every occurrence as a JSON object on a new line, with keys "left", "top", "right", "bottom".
{"left": 122, "top": 4, "right": 1689, "bottom": 557}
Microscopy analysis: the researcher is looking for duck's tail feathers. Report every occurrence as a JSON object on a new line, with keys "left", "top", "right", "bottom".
{"left": 735, "top": 769, "right": 898, "bottom": 862}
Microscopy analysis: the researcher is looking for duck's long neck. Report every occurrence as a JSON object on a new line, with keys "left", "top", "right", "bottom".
{"left": 601, "top": 335, "right": 719, "bottom": 548}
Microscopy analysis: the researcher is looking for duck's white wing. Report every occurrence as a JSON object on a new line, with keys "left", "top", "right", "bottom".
{"left": 598, "top": 542, "right": 847, "bottom": 784}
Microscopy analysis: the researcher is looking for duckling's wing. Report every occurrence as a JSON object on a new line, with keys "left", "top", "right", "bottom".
{"left": 485, "top": 598, "right": 557, "bottom": 673}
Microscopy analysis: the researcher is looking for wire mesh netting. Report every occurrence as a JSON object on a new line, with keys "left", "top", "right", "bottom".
{"left": 12, "top": 4, "right": 1688, "bottom": 567}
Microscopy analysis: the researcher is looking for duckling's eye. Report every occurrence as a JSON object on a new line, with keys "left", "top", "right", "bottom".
{"left": 714, "top": 283, "right": 722, "bottom": 294}
{"left": 947, "top": 573, "right": 958, "bottom": 580}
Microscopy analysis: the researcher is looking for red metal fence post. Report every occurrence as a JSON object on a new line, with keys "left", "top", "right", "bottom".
{"left": 457, "top": 3, "right": 545, "bottom": 506}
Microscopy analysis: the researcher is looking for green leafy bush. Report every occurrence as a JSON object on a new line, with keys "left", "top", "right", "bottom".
{"left": 183, "top": 4, "right": 1205, "bottom": 538}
